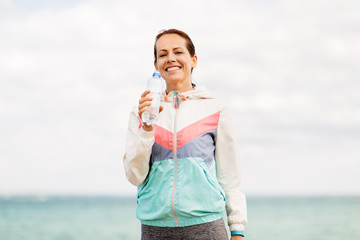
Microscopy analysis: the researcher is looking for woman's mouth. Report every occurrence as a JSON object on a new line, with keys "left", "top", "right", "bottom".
{"left": 166, "top": 66, "right": 181, "bottom": 72}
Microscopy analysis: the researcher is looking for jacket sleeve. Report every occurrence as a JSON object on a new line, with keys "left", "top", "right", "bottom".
{"left": 123, "top": 107, "right": 155, "bottom": 186}
{"left": 215, "top": 106, "right": 247, "bottom": 232}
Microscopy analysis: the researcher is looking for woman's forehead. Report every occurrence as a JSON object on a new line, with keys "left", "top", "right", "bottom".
{"left": 156, "top": 34, "right": 187, "bottom": 49}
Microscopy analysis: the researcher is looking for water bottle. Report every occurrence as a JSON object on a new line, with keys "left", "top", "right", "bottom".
{"left": 142, "top": 71, "right": 163, "bottom": 125}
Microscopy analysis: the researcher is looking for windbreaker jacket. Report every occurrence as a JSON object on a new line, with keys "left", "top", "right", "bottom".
{"left": 123, "top": 86, "right": 247, "bottom": 232}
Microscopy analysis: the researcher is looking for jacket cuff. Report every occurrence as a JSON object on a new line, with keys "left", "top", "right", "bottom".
{"left": 140, "top": 127, "right": 154, "bottom": 140}
{"left": 230, "top": 223, "right": 245, "bottom": 232}
{"left": 231, "top": 231, "right": 245, "bottom": 237}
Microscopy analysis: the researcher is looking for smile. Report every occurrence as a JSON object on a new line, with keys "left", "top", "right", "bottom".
{"left": 166, "top": 66, "right": 181, "bottom": 72}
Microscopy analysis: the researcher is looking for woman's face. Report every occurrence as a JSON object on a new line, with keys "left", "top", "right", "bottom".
{"left": 154, "top": 34, "right": 197, "bottom": 91}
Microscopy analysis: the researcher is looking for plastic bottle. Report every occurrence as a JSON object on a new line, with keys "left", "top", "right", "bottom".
{"left": 141, "top": 71, "right": 163, "bottom": 125}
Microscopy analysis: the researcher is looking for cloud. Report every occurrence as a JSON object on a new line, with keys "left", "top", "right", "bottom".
{"left": 0, "top": 0, "right": 359, "bottom": 195}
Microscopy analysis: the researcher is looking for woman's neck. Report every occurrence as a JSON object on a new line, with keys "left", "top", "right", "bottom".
{"left": 166, "top": 82, "right": 193, "bottom": 94}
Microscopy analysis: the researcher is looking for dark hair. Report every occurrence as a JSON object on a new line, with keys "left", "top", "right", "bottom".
{"left": 154, "top": 29, "right": 196, "bottom": 63}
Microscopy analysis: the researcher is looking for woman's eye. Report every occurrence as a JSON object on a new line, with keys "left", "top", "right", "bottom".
{"left": 159, "top": 54, "right": 166, "bottom": 57}
{"left": 176, "top": 52, "right": 183, "bottom": 54}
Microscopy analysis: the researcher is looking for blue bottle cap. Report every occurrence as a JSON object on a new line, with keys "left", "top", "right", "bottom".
{"left": 153, "top": 71, "right": 161, "bottom": 78}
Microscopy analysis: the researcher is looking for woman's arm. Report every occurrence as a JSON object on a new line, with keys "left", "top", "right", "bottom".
{"left": 123, "top": 90, "right": 164, "bottom": 186}
{"left": 123, "top": 106, "right": 154, "bottom": 186}
{"left": 215, "top": 106, "right": 248, "bottom": 233}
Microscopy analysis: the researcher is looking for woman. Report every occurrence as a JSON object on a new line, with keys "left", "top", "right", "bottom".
{"left": 123, "top": 29, "right": 247, "bottom": 240}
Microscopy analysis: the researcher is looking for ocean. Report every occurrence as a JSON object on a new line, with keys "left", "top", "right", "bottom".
{"left": 0, "top": 195, "right": 359, "bottom": 240}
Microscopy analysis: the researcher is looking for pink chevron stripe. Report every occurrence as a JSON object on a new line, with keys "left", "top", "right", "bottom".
{"left": 176, "top": 111, "right": 220, "bottom": 150}
{"left": 154, "top": 125, "right": 173, "bottom": 151}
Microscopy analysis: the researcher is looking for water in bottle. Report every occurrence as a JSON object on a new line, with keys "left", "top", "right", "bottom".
{"left": 142, "top": 71, "right": 163, "bottom": 125}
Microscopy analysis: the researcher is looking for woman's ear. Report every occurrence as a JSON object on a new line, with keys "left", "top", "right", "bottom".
{"left": 191, "top": 55, "right": 198, "bottom": 69}
{"left": 154, "top": 61, "right": 158, "bottom": 70}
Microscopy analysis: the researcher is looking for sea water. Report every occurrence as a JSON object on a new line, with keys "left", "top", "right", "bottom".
{"left": 0, "top": 195, "right": 359, "bottom": 240}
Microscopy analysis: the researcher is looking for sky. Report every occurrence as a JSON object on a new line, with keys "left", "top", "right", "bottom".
{"left": 0, "top": 0, "right": 359, "bottom": 196}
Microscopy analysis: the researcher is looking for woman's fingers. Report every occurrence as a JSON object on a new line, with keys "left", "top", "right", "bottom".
{"left": 138, "top": 108, "right": 147, "bottom": 119}
{"left": 139, "top": 91, "right": 152, "bottom": 105}
{"left": 140, "top": 90, "right": 150, "bottom": 98}
{"left": 138, "top": 90, "right": 153, "bottom": 119}
{"left": 138, "top": 101, "right": 151, "bottom": 112}
{"left": 138, "top": 90, "right": 163, "bottom": 121}
{"left": 139, "top": 96, "right": 152, "bottom": 106}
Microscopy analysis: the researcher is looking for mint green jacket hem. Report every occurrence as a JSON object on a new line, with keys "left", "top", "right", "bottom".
{"left": 141, "top": 212, "right": 224, "bottom": 227}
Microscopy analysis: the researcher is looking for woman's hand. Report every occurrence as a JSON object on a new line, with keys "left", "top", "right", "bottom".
{"left": 138, "top": 90, "right": 163, "bottom": 131}
{"left": 231, "top": 236, "right": 243, "bottom": 240}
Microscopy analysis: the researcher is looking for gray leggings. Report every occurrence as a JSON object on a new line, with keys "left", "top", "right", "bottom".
{"left": 141, "top": 218, "right": 228, "bottom": 240}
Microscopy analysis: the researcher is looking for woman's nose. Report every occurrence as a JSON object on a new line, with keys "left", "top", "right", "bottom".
{"left": 166, "top": 53, "right": 176, "bottom": 63}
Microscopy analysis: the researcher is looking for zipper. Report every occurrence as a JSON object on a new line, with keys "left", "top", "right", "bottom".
{"left": 172, "top": 91, "right": 179, "bottom": 226}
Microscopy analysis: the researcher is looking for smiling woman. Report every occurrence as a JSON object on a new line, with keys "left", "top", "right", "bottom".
{"left": 123, "top": 29, "right": 247, "bottom": 240}
{"left": 154, "top": 32, "right": 197, "bottom": 93}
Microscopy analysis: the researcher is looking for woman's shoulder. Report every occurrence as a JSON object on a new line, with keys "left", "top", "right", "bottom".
{"left": 184, "top": 86, "right": 227, "bottom": 115}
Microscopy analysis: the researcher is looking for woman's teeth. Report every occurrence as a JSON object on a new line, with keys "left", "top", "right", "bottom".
{"left": 167, "top": 67, "right": 180, "bottom": 72}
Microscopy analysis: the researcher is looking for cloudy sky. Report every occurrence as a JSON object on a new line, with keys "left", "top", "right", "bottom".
{"left": 0, "top": 0, "right": 359, "bottom": 196}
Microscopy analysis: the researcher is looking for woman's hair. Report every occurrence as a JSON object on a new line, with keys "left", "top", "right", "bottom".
{"left": 153, "top": 29, "right": 196, "bottom": 63}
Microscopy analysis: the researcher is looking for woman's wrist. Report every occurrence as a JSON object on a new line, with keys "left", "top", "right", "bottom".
{"left": 142, "top": 124, "right": 154, "bottom": 132}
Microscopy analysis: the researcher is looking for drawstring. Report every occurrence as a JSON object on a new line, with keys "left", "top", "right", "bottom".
{"left": 163, "top": 91, "right": 189, "bottom": 109}
{"left": 173, "top": 91, "right": 180, "bottom": 109}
